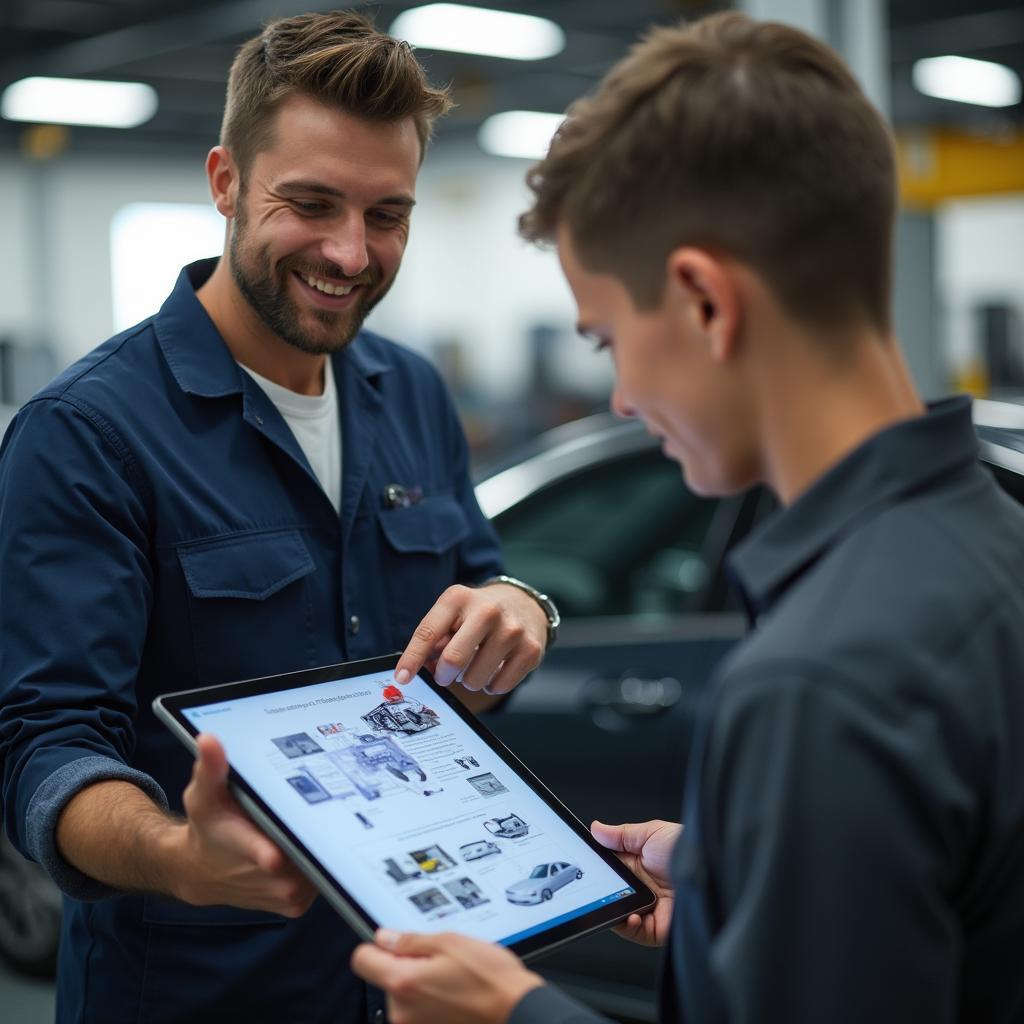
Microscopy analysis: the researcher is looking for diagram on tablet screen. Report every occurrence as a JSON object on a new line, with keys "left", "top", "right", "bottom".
{"left": 190, "top": 670, "right": 639, "bottom": 943}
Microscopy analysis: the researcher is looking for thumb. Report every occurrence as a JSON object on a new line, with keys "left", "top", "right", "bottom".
{"left": 376, "top": 929, "right": 447, "bottom": 957}
{"left": 591, "top": 820, "right": 626, "bottom": 853}
{"left": 191, "top": 733, "right": 229, "bottom": 796}
{"left": 593, "top": 819, "right": 673, "bottom": 857}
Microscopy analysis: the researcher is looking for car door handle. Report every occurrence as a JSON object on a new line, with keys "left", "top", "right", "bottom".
{"left": 583, "top": 672, "right": 683, "bottom": 721}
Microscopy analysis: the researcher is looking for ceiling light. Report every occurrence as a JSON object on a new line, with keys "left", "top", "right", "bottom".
{"left": 390, "top": 4, "right": 564, "bottom": 61}
{"left": 912, "top": 56, "right": 1021, "bottom": 108}
{"left": 1, "top": 77, "right": 158, "bottom": 128}
{"left": 478, "top": 111, "right": 564, "bottom": 160}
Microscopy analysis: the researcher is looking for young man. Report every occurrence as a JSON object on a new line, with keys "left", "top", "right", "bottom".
{"left": 0, "top": 12, "right": 553, "bottom": 1023}
{"left": 352, "top": 12, "right": 1024, "bottom": 1024}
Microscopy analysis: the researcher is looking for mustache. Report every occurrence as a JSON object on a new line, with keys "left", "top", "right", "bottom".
{"left": 288, "top": 261, "right": 379, "bottom": 289}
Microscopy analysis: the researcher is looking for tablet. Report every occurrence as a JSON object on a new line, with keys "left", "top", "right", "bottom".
{"left": 153, "top": 654, "right": 655, "bottom": 960}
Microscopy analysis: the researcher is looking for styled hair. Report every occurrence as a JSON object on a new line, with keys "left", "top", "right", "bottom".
{"left": 520, "top": 12, "right": 897, "bottom": 332}
{"left": 221, "top": 10, "right": 452, "bottom": 174}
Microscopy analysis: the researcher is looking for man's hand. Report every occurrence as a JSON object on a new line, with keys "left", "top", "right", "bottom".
{"left": 395, "top": 583, "right": 547, "bottom": 695}
{"left": 54, "top": 734, "right": 316, "bottom": 918}
{"left": 351, "top": 929, "right": 544, "bottom": 1024}
{"left": 171, "top": 733, "right": 317, "bottom": 917}
{"left": 591, "top": 819, "right": 680, "bottom": 946}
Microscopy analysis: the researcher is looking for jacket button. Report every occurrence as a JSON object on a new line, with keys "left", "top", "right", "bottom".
{"left": 373, "top": 1011, "right": 385, "bottom": 1024}
{"left": 349, "top": 615, "right": 360, "bottom": 635}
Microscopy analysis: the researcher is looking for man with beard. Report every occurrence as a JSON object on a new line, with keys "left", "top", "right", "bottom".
{"left": 0, "top": 12, "right": 554, "bottom": 1024}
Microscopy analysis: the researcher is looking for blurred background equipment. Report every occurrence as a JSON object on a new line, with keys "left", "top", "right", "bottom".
{"left": 0, "top": 334, "right": 57, "bottom": 407}
{"left": 0, "top": 833, "right": 62, "bottom": 978}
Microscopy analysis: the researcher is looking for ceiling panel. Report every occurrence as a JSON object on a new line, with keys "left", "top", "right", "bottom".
{"left": 0, "top": 0, "right": 1019, "bottom": 158}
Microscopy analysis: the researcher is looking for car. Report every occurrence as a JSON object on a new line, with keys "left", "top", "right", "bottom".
{"left": 477, "top": 399, "right": 1024, "bottom": 1022}
{"left": 4, "top": 400, "right": 1024, "bottom": 1003}
{"left": 505, "top": 862, "right": 584, "bottom": 905}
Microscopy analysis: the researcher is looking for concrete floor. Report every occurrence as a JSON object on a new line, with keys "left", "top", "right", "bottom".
{"left": 0, "top": 958, "right": 56, "bottom": 1022}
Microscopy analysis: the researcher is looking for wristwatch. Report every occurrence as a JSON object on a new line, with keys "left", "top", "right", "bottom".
{"left": 481, "top": 574, "right": 560, "bottom": 649}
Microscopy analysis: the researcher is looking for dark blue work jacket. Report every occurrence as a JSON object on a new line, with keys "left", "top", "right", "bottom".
{"left": 0, "top": 259, "right": 503, "bottom": 1023}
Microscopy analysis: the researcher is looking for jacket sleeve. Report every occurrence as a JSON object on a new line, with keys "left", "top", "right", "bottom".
{"left": 0, "top": 395, "right": 167, "bottom": 900}
{"left": 509, "top": 985, "right": 615, "bottom": 1024}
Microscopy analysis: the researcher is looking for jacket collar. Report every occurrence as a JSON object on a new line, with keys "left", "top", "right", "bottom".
{"left": 727, "top": 395, "right": 978, "bottom": 622}
{"left": 154, "top": 257, "right": 391, "bottom": 397}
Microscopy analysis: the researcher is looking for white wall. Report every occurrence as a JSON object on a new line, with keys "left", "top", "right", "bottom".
{"left": 0, "top": 144, "right": 585, "bottom": 400}
{"left": 0, "top": 151, "right": 214, "bottom": 370}
{"left": 936, "top": 194, "right": 1024, "bottom": 379}
{"left": 0, "top": 157, "right": 38, "bottom": 340}
{"left": 6, "top": 142, "right": 1019, "bottom": 406}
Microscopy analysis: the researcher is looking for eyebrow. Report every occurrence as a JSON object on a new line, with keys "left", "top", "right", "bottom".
{"left": 275, "top": 180, "right": 416, "bottom": 208}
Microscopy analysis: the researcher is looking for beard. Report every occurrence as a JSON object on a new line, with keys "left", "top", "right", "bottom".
{"left": 228, "top": 202, "right": 393, "bottom": 356}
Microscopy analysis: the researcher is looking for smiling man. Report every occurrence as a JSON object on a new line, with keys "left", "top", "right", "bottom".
{"left": 353, "top": 12, "right": 1024, "bottom": 1024}
{"left": 0, "top": 12, "right": 553, "bottom": 1024}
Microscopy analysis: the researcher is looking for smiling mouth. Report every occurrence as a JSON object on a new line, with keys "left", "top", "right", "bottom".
{"left": 295, "top": 270, "right": 360, "bottom": 297}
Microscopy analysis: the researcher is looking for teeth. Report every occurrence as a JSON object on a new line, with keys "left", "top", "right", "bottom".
{"left": 301, "top": 273, "right": 354, "bottom": 297}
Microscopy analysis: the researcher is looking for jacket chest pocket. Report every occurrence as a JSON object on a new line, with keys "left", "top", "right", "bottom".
{"left": 376, "top": 496, "right": 469, "bottom": 646}
{"left": 177, "top": 529, "right": 317, "bottom": 684}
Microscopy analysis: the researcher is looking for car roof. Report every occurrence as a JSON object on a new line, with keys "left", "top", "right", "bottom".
{"left": 476, "top": 400, "right": 1024, "bottom": 520}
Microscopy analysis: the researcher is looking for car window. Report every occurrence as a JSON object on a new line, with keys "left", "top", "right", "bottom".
{"left": 530, "top": 865, "right": 548, "bottom": 879}
{"left": 989, "top": 462, "right": 1024, "bottom": 505}
{"left": 493, "top": 449, "right": 726, "bottom": 619}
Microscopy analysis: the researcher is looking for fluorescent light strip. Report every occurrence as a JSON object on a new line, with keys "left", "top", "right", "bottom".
{"left": 478, "top": 110, "right": 565, "bottom": 160}
{"left": 913, "top": 56, "right": 1022, "bottom": 109}
{"left": 390, "top": 3, "right": 564, "bottom": 61}
{"left": 1, "top": 77, "right": 158, "bottom": 128}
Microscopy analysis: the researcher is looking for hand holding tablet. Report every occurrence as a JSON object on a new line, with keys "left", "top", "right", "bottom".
{"left": 174, "top": 733, "right": 318, "bottom": 917}
{"left": 154, "top": 654, "right": 655, "bottom": 960}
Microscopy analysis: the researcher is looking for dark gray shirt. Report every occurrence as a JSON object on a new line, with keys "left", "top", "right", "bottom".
{"left": 514, "top": 396, "right": 1024, "bottom": 1024}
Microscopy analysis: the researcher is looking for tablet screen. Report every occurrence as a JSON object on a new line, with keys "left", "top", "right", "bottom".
{"left": 173, "top": 663, "right": 642, "bottom": 948}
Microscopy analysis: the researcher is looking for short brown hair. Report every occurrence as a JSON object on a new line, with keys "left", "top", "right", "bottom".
{"left": 520, "top": 12, "right": 897, "bottom": 332}
{"left": 221, "top": 10, "right": 452, "bottom": 175}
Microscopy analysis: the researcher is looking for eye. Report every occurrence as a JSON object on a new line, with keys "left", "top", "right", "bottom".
{"left": 292, "top": 200, "right": 328, "bottom": 215}
{"left": 368, "top": 208, "right": 406, "bottom": 227}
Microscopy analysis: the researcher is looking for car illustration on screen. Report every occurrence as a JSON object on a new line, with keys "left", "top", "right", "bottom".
{"left": 505, "top": 862, "right": 583, "bottom": 905}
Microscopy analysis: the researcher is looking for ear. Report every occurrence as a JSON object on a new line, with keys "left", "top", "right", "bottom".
{"left": 205, "top": 146, "right": 239, "bottom": 219}
{"left": 665, "top": 248, "right": 741, "bottom": 363}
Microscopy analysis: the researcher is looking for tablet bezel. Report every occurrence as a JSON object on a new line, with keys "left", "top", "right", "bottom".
{"left": 153, "top": 653, "right": 656, "bottom": 961}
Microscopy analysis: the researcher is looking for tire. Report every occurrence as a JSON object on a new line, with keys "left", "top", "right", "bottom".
{"left": 0, "top": 836, "right": 61, "bottom": 979}
{"left": 575, "top": 871, "right": 583, "bottom": 879}
{"left": 542, "top": 889, "right": 552, "bottom": 902}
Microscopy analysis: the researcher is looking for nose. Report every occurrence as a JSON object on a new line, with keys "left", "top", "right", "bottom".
{"left": 610, "top": 384, "right": 635, "bottom": 420}
{"left": 320, "top": 212, "right": 369, "bottom": 278}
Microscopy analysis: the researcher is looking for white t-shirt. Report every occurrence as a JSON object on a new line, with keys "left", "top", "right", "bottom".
{"left": 239, "top": 358, "right": 342, "bottom": 514}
